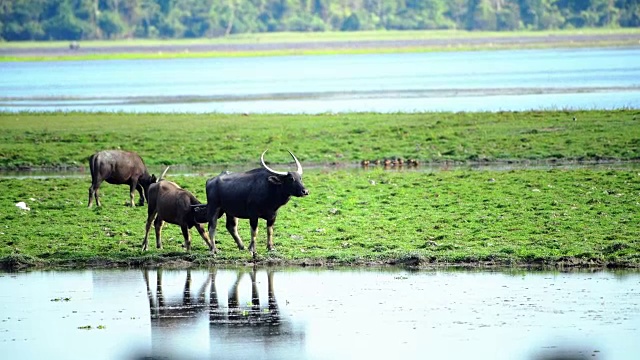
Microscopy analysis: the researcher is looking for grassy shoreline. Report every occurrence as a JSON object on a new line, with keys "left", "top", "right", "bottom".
{"left": 3, "top": 41, "right": 638, "bottom": 62}
{"left": 1, "top": 168, "right": 638, "bottom": 271}
{"left": 1, "top": 110, "right": 639, "bottom": 271}
{"left": 2, "top": 28, "right": 639, "bottom": 61}
{"left": 4, "top": 28, "right": 640, "bottom": 48}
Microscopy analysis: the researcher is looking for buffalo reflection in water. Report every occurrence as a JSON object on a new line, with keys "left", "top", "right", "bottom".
{"left": 143, "top": 268, "right": 299, "bottom": 341}
{"left": 209, "top": 268, "right": 280, "bottom": 328}
{"left": 144, "top": 268, "right": 210, "bottom": 325}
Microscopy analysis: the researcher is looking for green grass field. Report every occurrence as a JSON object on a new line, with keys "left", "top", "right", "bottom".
{"left": 0, "top": 110, "right": 639, "bottom": 270}
{"left": 1, "top": 111, "right": 639, "bottom": 170}
{"left": 1, "top": 168, "right": 638, "bottom": 270}
{"left": 2, "top": 28, "right": 639, "bottom": 61}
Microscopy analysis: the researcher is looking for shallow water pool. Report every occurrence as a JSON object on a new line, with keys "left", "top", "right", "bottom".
{"left": 1, "top": 267, "right": 638, "bottom": 359}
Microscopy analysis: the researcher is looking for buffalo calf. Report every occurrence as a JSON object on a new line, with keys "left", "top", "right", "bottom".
{"left": 142, "top": 180, "right": 213, "bottom": 252}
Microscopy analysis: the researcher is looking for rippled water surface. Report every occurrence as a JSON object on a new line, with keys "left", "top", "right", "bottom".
{"left": 1, "top": 48, "right": 639, "bottom": 113}
{"left": 1, "top": 268, "right": 639, "bottom": 359}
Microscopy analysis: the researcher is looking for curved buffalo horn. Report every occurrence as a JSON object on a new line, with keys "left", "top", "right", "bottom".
{"left": 158, "top": 166, "right": 170, "bottom": 182}
{"left": 261, "top": 150, "right": 287, "bottom": 176}
{"left": 261, "top": 150, "right": 303, "bottom": 176}
{"left": 289, "top": 150, "right": 303, "bottom": 176}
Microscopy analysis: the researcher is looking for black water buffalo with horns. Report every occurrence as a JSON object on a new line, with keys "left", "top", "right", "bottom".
{"left": 205, "top": 150, "right": 309, "bottom": 255}
{"left": 88, "top": 150, "right": 156, "bottom": 207}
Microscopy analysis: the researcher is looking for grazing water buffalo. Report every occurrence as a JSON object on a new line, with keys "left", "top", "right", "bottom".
{"left": 142, "top": 173, "right": 213, "bottom": 252}
{"left": 88, "top": 150, "right": 156, "bottom": 207}
{"left": 206, "top": 150, "right": 309, "bottom": 255}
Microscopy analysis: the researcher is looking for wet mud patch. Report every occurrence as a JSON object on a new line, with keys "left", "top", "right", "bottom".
{"left": 2, "top": 252, "right": 636, "bottom": 272}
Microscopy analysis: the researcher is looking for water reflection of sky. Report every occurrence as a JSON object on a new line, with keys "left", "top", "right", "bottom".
{"left": 2, "top": 91, "right": 638, "bottom": 113}
{"left": 1, "top": 268, "right": 639, "bottom": 359}
{"left": 1, "top": 48, "right": 639, "bottom": 113}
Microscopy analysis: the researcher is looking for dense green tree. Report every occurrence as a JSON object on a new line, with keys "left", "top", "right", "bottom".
{"left": 497, "top": 1, "right": 521, "bottom": 30}
{"left": 467, "top": 0, "right": 497, "bottom": 30}
{"left": 135, "top": 0, "right": 162, "bottom": 37}
{"left": 446, "top": 0, "right": 469, "bottom": 29}
{"left": 74, "top": 0, "right": 98, "bottom": 35}
{"left": 0, "top": 0, "right": 638, "bottom": 40}
{"left": 617, "top": 0, "right": 640, "bottom": 26}
{"left": 98, "top": 10, "right": 127, "bottom": 38}
{"left": 557, "top": 0, "right": 618, "bottom": 27}
{"left": 384, "top": 0, "right": 453, "bottom": 29}
{"left": 1, "top": 0, "right": 47, "bottom": 40}
{"left": 43, "top": 0, "right": 89, "bottom": 40}
{"left": 173, "top": 0, "right": 213, "bottom": 37}
{"left": 341, "top": 12, "right": 360, "bottom": 30}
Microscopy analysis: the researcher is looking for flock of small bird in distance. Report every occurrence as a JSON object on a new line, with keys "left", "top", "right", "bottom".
{"left": 360, "top": 158, "right": 420, "bottom": 168}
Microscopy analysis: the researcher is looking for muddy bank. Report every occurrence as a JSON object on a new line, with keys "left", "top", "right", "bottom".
{"left": 2, "top": 252, "right": 637, "bottom": 272}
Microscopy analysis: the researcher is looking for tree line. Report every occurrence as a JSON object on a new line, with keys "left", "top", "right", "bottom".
{"left": 1, "top": 0, "right": 639, "bottom": 41}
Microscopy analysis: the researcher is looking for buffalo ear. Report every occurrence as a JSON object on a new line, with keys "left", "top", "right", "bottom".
{"left": 268, "top": 176, "right": 283, "bottom": 185}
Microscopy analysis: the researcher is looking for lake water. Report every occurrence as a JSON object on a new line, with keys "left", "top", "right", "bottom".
{"left": 1, "top": 267, "right": 638, "bottom": 359}
{"left": 1, "top": 48, "right": 639, "bottom": 113}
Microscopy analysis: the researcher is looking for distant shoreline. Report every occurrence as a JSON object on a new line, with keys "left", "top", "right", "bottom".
{"left": 2, "top": 30, "right": 639, "bottom": 61}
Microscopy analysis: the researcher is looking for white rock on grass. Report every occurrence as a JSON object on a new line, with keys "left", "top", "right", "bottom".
{"left": 15, "top": 201, "right": 30, "bottom": 211}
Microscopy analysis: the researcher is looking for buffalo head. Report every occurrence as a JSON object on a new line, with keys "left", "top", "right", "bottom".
{"left": 261, "top": 150, "right": 309, "bottom": 197}
{"left": 139, "top": 173, "right": 157, "bottom": 205}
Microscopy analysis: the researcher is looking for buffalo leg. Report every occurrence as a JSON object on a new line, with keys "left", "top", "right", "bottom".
{"left": 88, "top": 186, "right": 94, "bottom": 207}
{"left": 207, "top": 208, "right": 220, "bottom": 253}
{"left": 181, "top": 225, "right": 191, "bottom": 251}
{"left": 267, "top": 270, "right": 277, "bottom": 313}
{"left": 142, "top": 209, "right": 157, "bottom": 251}
{"left": 136, "top": 183, "right": 145, "bottom": 206}
{"left": 88, "top": 181, "right": 101, "bottom": 207}
{"left": 183, "top": 269, "right": 192, "bottom": 306}
{"left": 225, "top": 216, "right": 245, "bottom": 250}
{"left": 227, "top": 272, "right": 243, "bottom": 323}
{"left": 248, "top": 217, "right": 259, "bottom": 256}
{"left": 128, "top": 182, "right": 137, "bottom": 207}
{"left": 250, "top": 268, "right": 259, "bottom": 308}
{"left": 143, "top": 269, "right": 158, "bottom": 318}
{"left": 266, "top": 218, "right": 276, "bottom": 251}
{"left": 194, "top": 224, "right": 214, "bottom": 251}
{"left": 249, "top": 269, "right": 260, "bottom": 323}
{"left": 209, "top": 269, "right": 221, "bottom": 324}
{"left": 154, "top": 217, "right": 164, "bottom": 249}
